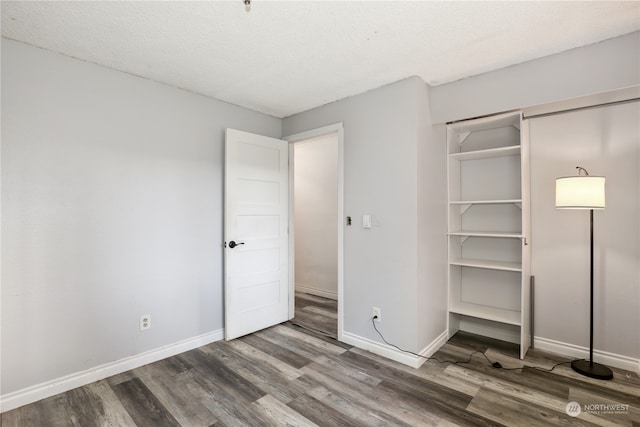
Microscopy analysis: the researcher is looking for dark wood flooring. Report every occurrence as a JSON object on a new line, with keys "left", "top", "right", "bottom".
{"left": 2, "top": 292, "right": 639, "bottom": 426}
{"left": 291, "top": 291, "right": 338, "bottom": 339}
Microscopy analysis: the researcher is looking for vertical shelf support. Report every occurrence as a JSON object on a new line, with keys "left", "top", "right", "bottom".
{"left": 458, "top": 131, "right": 471, "bottom": 146}
{"left": 459, "top": 204, "right": 472, "bottom": 215}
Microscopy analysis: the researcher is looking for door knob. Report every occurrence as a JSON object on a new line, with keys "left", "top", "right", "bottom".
{"left": 228, "top": 240, "right": 245, "bottom": 248}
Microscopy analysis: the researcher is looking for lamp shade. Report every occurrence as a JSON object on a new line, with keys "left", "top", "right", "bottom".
{"left": 555, "top": 176, "right": 605, "bottom": 209}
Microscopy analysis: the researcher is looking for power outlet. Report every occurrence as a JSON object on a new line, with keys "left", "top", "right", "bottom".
{"left": 140, "top": 314, "right": 151, "bottom": 331}
{"left": 372, "top": 306, "right": 381, "bottom": 323}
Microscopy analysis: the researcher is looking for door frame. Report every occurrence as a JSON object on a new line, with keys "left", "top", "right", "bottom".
{"left": 284, "top": 123, "right": 344, "bottom": 341}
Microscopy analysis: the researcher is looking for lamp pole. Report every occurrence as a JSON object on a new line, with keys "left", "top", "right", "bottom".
{"left": 569, "top": 207, "right": 611, "bottom": 379}
{"left": 589, "top": 208, "right": 594, "bottom": 369}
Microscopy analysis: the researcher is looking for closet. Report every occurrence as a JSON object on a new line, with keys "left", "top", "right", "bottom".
{"left": 446, "top": 111, "right": 531, "bottom": 359}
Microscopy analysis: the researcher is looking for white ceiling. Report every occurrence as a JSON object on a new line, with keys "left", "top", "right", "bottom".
{"left": 2, "top": 1, "right": 639, "bottom": 118}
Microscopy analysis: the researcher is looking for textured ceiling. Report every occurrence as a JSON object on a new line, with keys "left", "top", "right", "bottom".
{"left": 2, "top": 1, "right": 639, "bottom": 118}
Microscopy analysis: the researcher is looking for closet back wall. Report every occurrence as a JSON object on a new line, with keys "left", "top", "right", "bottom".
{"left": 529, "top": 101, "right": 640, "bottom": 363}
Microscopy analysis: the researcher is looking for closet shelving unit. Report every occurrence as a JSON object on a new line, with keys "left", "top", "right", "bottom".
{"left": 447, "top": 111, "right": 531, "bottom": 359}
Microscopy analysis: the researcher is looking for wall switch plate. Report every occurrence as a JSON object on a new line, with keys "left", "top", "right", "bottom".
{"left": 372, "top": 306, "right": 381, "bottom": 323}
{"left": 140, "top": 314, "right": 151, "bottom": 331}
{"left": 363, "top": 214, "right": 372, "bottom": 229}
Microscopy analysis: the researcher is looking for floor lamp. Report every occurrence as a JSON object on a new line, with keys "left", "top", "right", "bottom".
{"left": 555, "top": 166, "right": 613, "bottom": 380}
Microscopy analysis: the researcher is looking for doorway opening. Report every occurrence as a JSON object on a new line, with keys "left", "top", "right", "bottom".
{"left": 285, "top": 124, "right": 344, "bottom": 341}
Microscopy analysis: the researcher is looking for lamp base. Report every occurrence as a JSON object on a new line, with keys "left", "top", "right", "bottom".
{"left": 571, "top": 359, "right": 613, "bottom": 380}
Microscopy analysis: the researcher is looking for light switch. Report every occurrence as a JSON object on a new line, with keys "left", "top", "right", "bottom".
{"left": 362, "top": 214, "right": 372, "bottom": 229}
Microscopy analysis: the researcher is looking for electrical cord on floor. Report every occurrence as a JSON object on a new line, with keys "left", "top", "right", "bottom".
{"left": 371, "top": 316, "right": 572, "bottom": 373}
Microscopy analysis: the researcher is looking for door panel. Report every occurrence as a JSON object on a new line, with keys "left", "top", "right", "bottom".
{"left": 224, "top": 129, "right": 289, "bottom": 340}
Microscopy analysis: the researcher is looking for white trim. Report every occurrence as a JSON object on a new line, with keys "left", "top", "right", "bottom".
{"left": 0, "top": 329, "right": 224, "bottom": 413}
{"left": 296, "top": 283, "right": 338, "bottom": 300}
{"left": 419, "top": 330, "right": 449, "bottom": 361}
{"left": 534, "top": 336, "right": 640, "bottom": 374}
{"left": 284, "top": 123, "right": 344, "bottom": 144}
{"left": 284, "top": 123, "right": 345, "bottom": 342}
{"left": 287, "top": 142, "right": 296, "bottom": 319}
{"left": 342, "top": 330, "right": 448, "bottom": 369}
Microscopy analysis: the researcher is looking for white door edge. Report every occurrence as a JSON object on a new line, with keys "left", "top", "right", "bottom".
{"left": 284, "top": 123, "right": 345, "bottom": 342}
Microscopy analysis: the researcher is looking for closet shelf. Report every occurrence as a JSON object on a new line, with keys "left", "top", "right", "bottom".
{"left": 449, "top": 199, "right": 522, "bottom": 205}
{"left": 449, "top": 145, "right": 520, "bottom": 161}
{"left": 449, "top": 258, "right": 522, "bottom": 272}
{"left": 449, "top": 302, "right": 522, "bottom": 326}
{"left": 448, "top": 231, "right": 523, "bottom": 239}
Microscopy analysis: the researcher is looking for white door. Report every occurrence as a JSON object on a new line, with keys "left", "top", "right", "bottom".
{"left": 224, "top": 128, "right": 289, "bottom": 340}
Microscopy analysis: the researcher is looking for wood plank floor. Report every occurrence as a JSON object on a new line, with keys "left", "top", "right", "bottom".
{"left": 3, "top": 292, "right": 639, "bottom": 426}
{"left": 291, "top": 291, "right": 338, "bottom": 339}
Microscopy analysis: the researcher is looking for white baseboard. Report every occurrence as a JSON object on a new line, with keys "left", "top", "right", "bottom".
{"left": 342, "top": 330, "right": 448, "bottom": 369}
{"left": 0, "top": 329, "right": 224, "bottom": 413}
{"left": 419, "top": 330, "right": 449, "bottom": 361}
{"left": 296, "top": 283, "right": 338, "bottom": 300}
{"left": 534, "top": 336, "right": 640, "bottom": 374}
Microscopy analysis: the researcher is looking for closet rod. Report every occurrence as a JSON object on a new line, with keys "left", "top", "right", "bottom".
{"left": 523, "top": 97, "right": 639, "bottom": 120}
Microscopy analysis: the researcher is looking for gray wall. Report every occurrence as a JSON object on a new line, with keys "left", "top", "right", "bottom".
{"left": 417, "top": 82, "right": 448, "bottom": 351}
{"left": 431, "top": 31, "right": 640, "bottom": 124}
{"left": 530, "top": 102, "right": 639, "bottom": 359}
{"left": 283, "top": 77, "right": 447, "bottom": 353}
{"left": 1, "top": 39, "right": 280, "bottom": 394}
